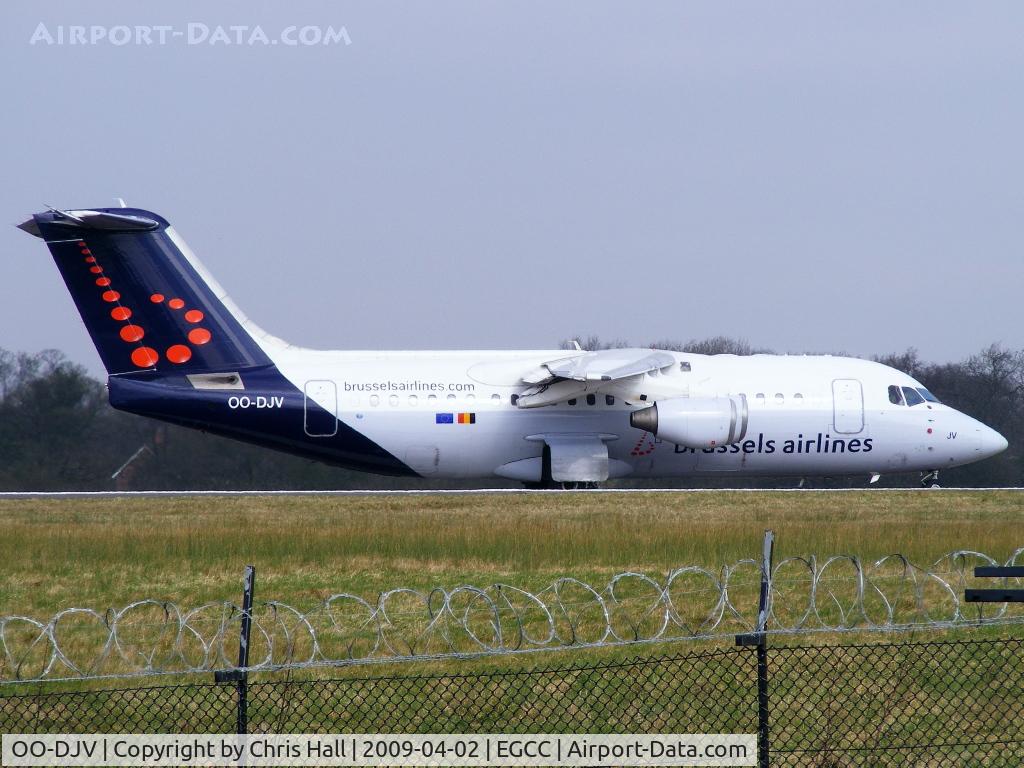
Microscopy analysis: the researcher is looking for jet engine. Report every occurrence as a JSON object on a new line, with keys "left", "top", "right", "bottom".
{"left": 629, "top": 396, "right": 748, "bottom": 449}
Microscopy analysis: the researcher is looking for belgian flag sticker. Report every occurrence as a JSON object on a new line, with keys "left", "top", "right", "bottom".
{"left": 435, "top": 413, "right": 476, "bottom": 424}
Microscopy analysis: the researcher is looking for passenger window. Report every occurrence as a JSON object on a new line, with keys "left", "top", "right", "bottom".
{"left": 447, "top": 393, "right": 456, "bottom": 401}
{"left": 775, "top": 393, "right": 784, "bottom": 404}
{"left": 793, "top": 393, "right": 803, "bottom": 403}
{"left": 568, "top": 398, "right": 577, "bottom": 406}
{"left": 491, "top": 393, "right": 500, "bottom": 402}
{"left": 408, "top": 394, "right": 418, "bottom": 406}
{"left": 917, "top": 387, "right": 940, "bottom": 403}
{"left": 755, "top": 393, "right": 765, "bottom": 405}
{"left": 511, "top": 394, "right": 519, "bottom": 405}
{"left": 466, "top": 393, "right": 476, "bottom": 401}
{"left": 388, "top": 394, "right": 399, "bottom": 407}
{"left": 902, "top": 387, "right": 925, "bottom": 407}
{"left": 369, "top": 394, "right": 380, "bottom": 407}
{"left": 427, "top": 394, "right": 437, "bottom": 403}
{"left": 680, "top": 362, "right": 691, "bottom": 372}
{"left": 586, "top": 394, "right": 596, "bottom": 406}
{"left": 605, "top": 395, "right": 615, "bottom": 406}
{"left": 888, "top": 385, "right": 904, "bottom": 406}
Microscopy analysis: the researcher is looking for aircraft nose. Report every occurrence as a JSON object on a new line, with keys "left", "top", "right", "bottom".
{"left": 948, "top": 412, "right": 1008, "bottom": 464}
{"left": 979, "top": 425, "right": 1009, "bottom": 459}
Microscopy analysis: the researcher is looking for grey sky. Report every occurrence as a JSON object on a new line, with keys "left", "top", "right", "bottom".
{"left": 2, "top": 2, "right": 1022, "bottom": 377}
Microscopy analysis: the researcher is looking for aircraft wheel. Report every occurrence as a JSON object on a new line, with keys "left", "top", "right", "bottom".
{"left": 522, "top": 480, "right": 601, "bottom": 490}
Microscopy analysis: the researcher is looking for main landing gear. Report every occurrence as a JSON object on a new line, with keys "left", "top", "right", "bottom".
{"left": 920, "top": 469, "right": 940, "bottom": 488}
{"left": 520, "top": 443, "right": 603, "bottom": 489}
{"left": 522, "top": 480, "right": 601, "bottom": 490}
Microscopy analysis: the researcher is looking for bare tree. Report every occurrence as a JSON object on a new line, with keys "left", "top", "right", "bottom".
{"left": 559, "top": 335, "right": 631, "bottom": 351}
{"left": 873, "top": 348, "right": 923, "bottom": 378}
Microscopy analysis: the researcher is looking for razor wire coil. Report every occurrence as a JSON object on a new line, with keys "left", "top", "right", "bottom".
{"left": 2, "top": 548, "right": 1023, "bottom": 683}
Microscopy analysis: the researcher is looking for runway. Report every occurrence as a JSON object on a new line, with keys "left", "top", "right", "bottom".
{"left": 0, "top": 487, "right": 1021, "bottom": 498}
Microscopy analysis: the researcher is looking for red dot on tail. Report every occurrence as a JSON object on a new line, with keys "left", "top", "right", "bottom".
{"left": 102, "top": 290, "right": 120, "bottom": 303}
{"left": 166, "top": 344, "right": 192, "bottom": 364}
{"left": 150, "top": 293, "right": 164, "bottom": 303}
{"left": 120, "top": 325, "right": 144, "bottom": 343}
{"left": 77, "top": 241, "right": 86, "bottom": 247}
{"left": 95, "top": 277, "right": 111, "bottom": 287}
{"left": 188, "top": 328, "right": 212, "bottom": 345}
{"left": 90, "top": 266, "right": 103, "bottom": 274}
{"left": 111, "top": 307, "right": 132, "bottom": 321}
{"left": 184, "top": 309, "right": 204, "bottom": 323}
{"left": 84, "top": 256, "right": 96, "bottom": 263}
{"left": 131, "top": 347, "right": 159, "bottom": 368}
{"left": 168, "top": 298, "right": 185, "bottom": 310}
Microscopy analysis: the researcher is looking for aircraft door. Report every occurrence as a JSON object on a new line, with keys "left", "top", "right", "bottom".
{"left": 832, "top": 379, "right": 864, "bottom": 434}
{"left": 304, "top": 380, "right": 338, "bottom": 437}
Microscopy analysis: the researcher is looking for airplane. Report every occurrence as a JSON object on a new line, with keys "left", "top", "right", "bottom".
{"left": 18, "top": 205, "right": 1008, "bottom": 489}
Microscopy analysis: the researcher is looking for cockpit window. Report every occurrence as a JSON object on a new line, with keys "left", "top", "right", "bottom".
{"left": 902, "top": 386, "right": 925, "bottom": 406}
{"left": 888, "top": 385, "right": 904, "bottom": 405}
{"left": 917, "top": 387, "right": 940, "bottom": 403}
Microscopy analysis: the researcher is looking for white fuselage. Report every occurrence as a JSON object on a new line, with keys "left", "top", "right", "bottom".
{"left": 267, "top": 347, "right": 1006, "bottom": 481}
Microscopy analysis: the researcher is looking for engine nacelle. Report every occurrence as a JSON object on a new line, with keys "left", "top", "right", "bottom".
{"left": 629, "top": 396, "right": 748, "bottom": 449}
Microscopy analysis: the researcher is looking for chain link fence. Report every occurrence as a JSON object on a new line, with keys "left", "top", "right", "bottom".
{"left": 2, "top": 635, "right": 1023, "bottom": 765}
{"left": 769, "top": 637, "right": 1024, "bottom": 766}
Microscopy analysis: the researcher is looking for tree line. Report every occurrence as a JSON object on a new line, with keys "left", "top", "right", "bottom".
{"left": 0, "top": 339, "right": 1019, "bottom": 491}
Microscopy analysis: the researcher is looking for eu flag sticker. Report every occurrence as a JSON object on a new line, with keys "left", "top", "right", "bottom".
{"left": 435, "top": 413, "right": 454, "bottom": 424}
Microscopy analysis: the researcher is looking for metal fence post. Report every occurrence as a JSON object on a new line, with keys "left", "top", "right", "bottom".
{"left": 214, "top": 564, "right": 255, "bottom": 735}
{"left": 736, "top": 530, "right": 774, "bottom": 768}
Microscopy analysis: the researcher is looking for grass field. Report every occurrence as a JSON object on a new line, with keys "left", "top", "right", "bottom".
{"left": 2, "top": 489, "right": 1023, "bottom": 751}
{"left": 1, "top": 490, "right": 1022, "bottom": 619}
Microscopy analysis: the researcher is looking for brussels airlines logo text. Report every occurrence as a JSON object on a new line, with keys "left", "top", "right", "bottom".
{"left": 674, "top": 432, "right": 874, "bottom": 455}
{"left": 344, "top": 380, "right": 476, "bottom": 393}
{"left": 29, "top": 23, "right": 351, "bottom": 47}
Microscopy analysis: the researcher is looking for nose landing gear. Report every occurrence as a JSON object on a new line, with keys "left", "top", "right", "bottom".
{"left": 920, "top": 470, "right": 940, "bottom": 488}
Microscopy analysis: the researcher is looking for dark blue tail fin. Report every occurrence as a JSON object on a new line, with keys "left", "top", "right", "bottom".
{"left": 20, "top": 207, "right": 272, "bottom": 376}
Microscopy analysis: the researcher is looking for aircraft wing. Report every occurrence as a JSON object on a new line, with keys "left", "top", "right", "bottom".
{"left": 542, "top": 349, "right": 676, "bottom": 382}
{"left": 517, "top": 348, "right": 677, "bottom": 407}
